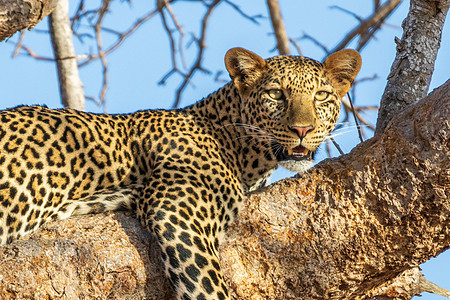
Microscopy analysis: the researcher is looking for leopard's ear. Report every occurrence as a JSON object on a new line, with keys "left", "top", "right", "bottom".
{"left": 225, "top": 47, "right": 266, "bottom": 95}
{"left": 323, "top": 49, "right": 361, "bottom": 99}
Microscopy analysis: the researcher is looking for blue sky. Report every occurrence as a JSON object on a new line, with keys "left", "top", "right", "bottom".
{"left": 0, "top": 1, "right": 448, "bottom": 298}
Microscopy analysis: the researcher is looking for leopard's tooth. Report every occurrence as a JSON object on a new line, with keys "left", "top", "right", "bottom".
{"left": 287, "top": 148, "right": 293, "bottom": 155}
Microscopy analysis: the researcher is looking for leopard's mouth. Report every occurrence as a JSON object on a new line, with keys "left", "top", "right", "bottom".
{"left": 271, "top": 141, "right": 314, "bottom": 162}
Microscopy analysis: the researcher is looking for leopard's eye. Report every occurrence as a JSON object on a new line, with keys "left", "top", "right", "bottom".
{"left": 314, "top": 91, "right": 330, "bottom": 102}
{"left": 268, "top": 89, "right": 284, "bottom": 101}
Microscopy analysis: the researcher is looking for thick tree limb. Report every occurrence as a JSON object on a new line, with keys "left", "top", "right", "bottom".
{"left": 48, "top": 0, "right": 85, "bottom": 111}
{"left": 375, "top": 0, "right": 448, "bottom": 133}
{"left": 0, "top": 212, "right": 174, "bottom": 299}
{"left": 0, "top": 80, "right": 448, "bottom": 299}
{"left": 0, "top": 0, "right": 57, "bottom": 42}
{"left": 365, "top": 267, "right": 450, "bottom": 299}
{"left": 221, "top": 80, "right": 450, "bottom": 299}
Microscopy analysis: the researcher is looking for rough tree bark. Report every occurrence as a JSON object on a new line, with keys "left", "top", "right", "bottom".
{"left": 0, "top": 0, "right": 57, "bottom": 42}
{"left": 0, "top": 212, "right": 174, "bottom": 299}
{"left": 375, "top": 0, "right": 448, "bottom": 133}
{"left": 0, "top": 80, "right": 448, "bottom": 299}
{"left": 48, "top": 0, "right": 85, "bottom": 111}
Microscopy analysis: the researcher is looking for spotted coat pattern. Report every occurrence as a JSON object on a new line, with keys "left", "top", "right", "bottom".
{"left": 0, "top": 48, "right": 361, "bottom": 299}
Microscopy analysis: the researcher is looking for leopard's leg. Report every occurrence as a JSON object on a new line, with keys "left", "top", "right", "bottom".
{"left": 138, "top": 179, "right": 234, "bottom": 300}
{"left": 0, "top": 185, "right": 143, "bottom": 245}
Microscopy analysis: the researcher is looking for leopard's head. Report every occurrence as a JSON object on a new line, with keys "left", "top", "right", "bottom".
{"left": 225, "top": 47, "right": 361, "bottom": 172}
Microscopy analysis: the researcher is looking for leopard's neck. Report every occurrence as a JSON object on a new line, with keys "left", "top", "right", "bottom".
{"left": 185, "top": 82, "right": 242, "bottom": 130}
{"left": 184, "top": 83, "right": 278, "bottom": 192}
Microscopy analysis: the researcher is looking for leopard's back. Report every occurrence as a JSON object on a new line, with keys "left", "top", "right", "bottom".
{"left": 0, "top": 105, "right": 138, "bottom": 244}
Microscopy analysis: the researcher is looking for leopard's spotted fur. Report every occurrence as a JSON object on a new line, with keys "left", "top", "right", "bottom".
{"left": 0, "top": 48, "right": 361, "bottom": 299}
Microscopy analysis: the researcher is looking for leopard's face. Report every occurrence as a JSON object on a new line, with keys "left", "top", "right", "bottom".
{"left": 225, "top": 48, "right": 361, "bottom": 172}
{"left": 241, "top": 56, "right": 343, "bottom": 171}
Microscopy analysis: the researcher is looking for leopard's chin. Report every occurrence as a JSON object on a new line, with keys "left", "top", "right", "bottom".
{"left": 278, "top": 159, "right": 314, "bottom": 173}
{"left": 271, "top": 141, "right": 315, "bottom": 173}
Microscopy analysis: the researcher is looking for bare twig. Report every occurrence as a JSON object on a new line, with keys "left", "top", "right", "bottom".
{"left": 354, "top": 73, "right": 378, "bottom": 85}
{"left": 331, "top": 72, "right": 379, "bottom": 151}
{"left": 163, "top": 0, "right": 187, "bottom": 70}
{"left": 11, "top": 43, "right": 87, "bottom": 61}
{"left": 12, "top": 31, "right": 25, "bottom": 58}
{"left": 297, "top": 1, "right": 401, "bottom": 58}
{"left": 341, "top": 97, "right": 376, "bottom": 132}
{"left": 85, "top": 95, "right": 102, "bottom": 106}
{"left": 329, "top": 5, "right": 363, "bottom": 22}
{"left": 330, "top": 137, "right": 345, "bottom": 155}
{"left": 354, "top": 106, "right": 378, "bottom": 111}
{"left": 77, "top": 8, "right": 160, "bottom": 68}
{"left": 223, "top": 0, "right": 263, "bottom": 24}
{"left": 289, "top": 38, "right": 303, "bottom": 56}
{"left": 214, "top": 70, "right": 228, "bottom": 83}
{"left": 298, "top": 33, "right": 329, "bottom": 55}
{"left": 158, "top": 0, "right": 187, "bottom": 85}
{"left": 324, "top": 138, "right": 332, "bottom": 157}
{"left": 346, "top": 93, "right": 364, "bottom": 143}
{"left": 172, "top": 0, "right": 221, "bottom": 108}
{"left": 10, "top": 44, "right": 54, "bottom": 61}
{"left": 329, "top": 0, "right": 402, "bottom": 54}
{"left": 93, "top": 0, "right": 111, "bottom": 111}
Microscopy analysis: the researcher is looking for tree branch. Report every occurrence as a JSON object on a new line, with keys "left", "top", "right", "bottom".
{"left": 48, "top": 0, "right": 84, "bottom": 110}
{"left": 171, "top": 0, "right": 220, "bottom": 108}
{"left": 76, "top": 8, "right": 160, "bottom": 68}
{"left": 157, "top": 0, "right": 187, "bottom": 86}
{"left": 93, "top": 0, "right": 111, "bottom": 111}
{"left": 0, "top": 0, "right": 57, "bottom": 42}
{"left": 375, "top": 0, "right": 449, "bottom": 133}
{"left": 266, "top": 0, "right": 290, "bottom": 55}
{"left": 329, "top": 0, "right": 402, "bottom": 54}
{"left": 223, "top": 0, "right": 262, "bottom": 24}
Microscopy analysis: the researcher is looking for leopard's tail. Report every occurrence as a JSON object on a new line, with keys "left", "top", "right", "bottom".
{"left": 67, "top": 186, "right": 142, "bottom": 217}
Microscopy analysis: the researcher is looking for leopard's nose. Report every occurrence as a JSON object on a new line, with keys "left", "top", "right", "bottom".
{"left": 290, "top": 125, "right": 314, "bottom": 139}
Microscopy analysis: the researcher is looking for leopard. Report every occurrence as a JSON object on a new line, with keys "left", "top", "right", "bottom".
{"left": 0, "top": 47, "right": 361, "bottom": 299}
